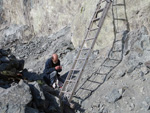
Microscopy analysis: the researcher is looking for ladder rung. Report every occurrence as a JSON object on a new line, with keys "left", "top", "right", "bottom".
{"left": 80, "top": 87, "right": 92, "bottom": 91}
{"left": 89, "top": 28, "right": 99, "bottom": 32}
{"left": 113, "top": 4, "right": 124, "bottom": 6}
{"left": 66, "top": 80, "right": 76, "bottom": 83}
{"left": 96, "top": 8, "right": 104, "bottom": 13}
{"left": 97, "top": 1, "right": 105, "bottom": 6}
{"left": 71, "top": 69, "right": 81, "bottom": 71}
{"left": 112, "top": 50, "right": 122, "bottom": 53}
{"left": 93, "top": 17, "right": 101, "bottom": 22}
{"left": 81, "top": 48, "right": 91, "bottom": 51}
{"left": 61, "top": 91, "right": 72, "bottom": 95}
{"left": 84, "top": 38, "right": 95, "bottom": 41}
{"left": 87, "top": 80, "right": 101, "bottom": 84}
{"left": 102, "top": 0, "right": 106, "bottom": 3}
{"left": 115, "top": 40, "right": 122, "bottom": 42}
{"left": 102, "top": 65, "right": 113, "bottom": 68}
{"left": 114, "top": 18, "right": 126, "bottom": 21}
{"left": 76, "top": 58, "right": 87, "bottom": 60}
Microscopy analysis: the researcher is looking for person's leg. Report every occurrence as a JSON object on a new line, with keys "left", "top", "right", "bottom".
{"left": 49, "top": 71, "right": 57, "bottom": 86}
{"left": 57, "top": 74, "right": 64, "bottom": 83}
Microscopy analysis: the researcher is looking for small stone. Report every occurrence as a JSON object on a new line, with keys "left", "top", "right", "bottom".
{"left": 129, "top": 103, "right": 135, "bottom": 111}
{"left": 142, "top": 101, "right": 150, "bottom": 111}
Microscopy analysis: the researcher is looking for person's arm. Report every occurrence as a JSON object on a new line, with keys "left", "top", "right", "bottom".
{"left": 44, "top": 59, "right": 55, "bottom": 74}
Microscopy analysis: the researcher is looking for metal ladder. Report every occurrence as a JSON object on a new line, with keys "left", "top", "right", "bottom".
{"left": 59, "top": 0, "right": 112, "bottom": 103}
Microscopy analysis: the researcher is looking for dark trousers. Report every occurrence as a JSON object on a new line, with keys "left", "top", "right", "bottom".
{"left": 43, "top": 71, "right": 64, "bottom": 86}
{"left": 43, "top": 71, "right": 57, "bottom": 86}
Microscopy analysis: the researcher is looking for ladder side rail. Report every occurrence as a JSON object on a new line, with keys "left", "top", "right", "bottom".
{"left": 59, "top": 0, "right": 102, "bottom": 97}
{"left": 91, "top": 2, "right": 112, "bottom": 50}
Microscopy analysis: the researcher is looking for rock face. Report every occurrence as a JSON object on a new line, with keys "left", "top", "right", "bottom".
{"left": 0, "top": 24, "right": 33, "bottom": 48}
{"left": 71, "top": 0, "right": 150, "bottom": 49}
{"left": 0, "top": 0, "right": 82, "bottom": 36}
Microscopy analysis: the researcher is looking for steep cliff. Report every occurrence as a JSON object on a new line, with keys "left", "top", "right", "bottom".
{"left": 0, "top": 0, "right": 82, "bottom": 36}
{"left": 1, "top": 0, "right": 150, "bottom": 49}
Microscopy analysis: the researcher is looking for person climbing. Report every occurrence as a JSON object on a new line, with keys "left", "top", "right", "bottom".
{"left": 43, "top": 53, "right": 63, "bottom": 88}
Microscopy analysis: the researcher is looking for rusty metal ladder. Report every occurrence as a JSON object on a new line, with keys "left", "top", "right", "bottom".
{"left": 59, "top": 0, "right": 112, "bottom": 103}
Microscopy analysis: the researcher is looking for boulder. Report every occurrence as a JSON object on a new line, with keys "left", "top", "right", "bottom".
{"left": 0, "top": 80, "right": 32, "bottom": 113}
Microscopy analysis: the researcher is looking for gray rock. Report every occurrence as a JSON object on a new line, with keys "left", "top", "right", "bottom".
{"left": 140, "top": 26, "right": 149, "bottom": 35}
{"left": 0, "top": 80, "right": 32, "bottom": 113}
{"left": 106, "top": 89, "right": 122, "bottom": 103}
{"left": 141, "top": 97, "right": 150, "bottom": 111}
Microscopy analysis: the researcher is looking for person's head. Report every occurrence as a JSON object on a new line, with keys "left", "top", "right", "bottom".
{"left": 52, "top": 53, "right": 58, "bottom": 64}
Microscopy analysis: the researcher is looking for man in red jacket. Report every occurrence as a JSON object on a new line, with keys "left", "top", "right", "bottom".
{"left": 43, "top": 54, "right": 63, "bottom": 88}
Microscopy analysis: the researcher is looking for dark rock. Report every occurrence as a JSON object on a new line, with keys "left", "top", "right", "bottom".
{"left": 25, "top": 107, "right": 39, "bottom": 113}
{"left": 0, "top": 56, "right": 10, "bottom": 63}
{"left": 22, "top": 69, "right": 43, "bottom": 81}
{"left": 0, "top": 63, "right": 12, "bottom": 71}
{"left": 0, "top": 49, "right": 11, "bottom": 56}
{"left": 43, "top": 91, "right": 61, "bottom": 113}
{"left": 28, "top": 81, "right": 45, "bottom": 108}
{"left": 18, "top": 60, "right": 25, "bottom": 71}
{"left": 8, "top": 55, "right": 17, "bottom": 61}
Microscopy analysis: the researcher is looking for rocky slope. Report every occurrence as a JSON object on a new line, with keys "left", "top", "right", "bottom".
{"left": 1, "top": 0, "right": 150, "bottom": 113}
{"left": 73, "top": 26, "right": 150, "bottom": 113}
